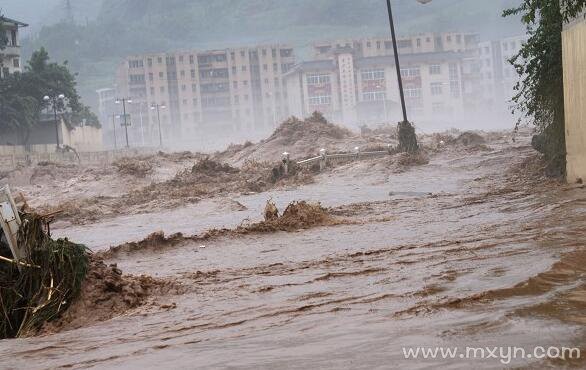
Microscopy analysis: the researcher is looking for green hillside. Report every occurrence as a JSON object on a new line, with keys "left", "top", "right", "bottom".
{"left": 6, "top": 0, "right": 524, "bottom": 110}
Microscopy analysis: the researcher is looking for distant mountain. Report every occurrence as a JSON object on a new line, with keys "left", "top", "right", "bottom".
{"left": 4, "top": 0, "right": 525, "bottom": 110}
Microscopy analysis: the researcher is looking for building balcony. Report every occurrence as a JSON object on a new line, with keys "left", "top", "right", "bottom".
{"left": 1, "top": 45, "right": 21, "bottom": 57}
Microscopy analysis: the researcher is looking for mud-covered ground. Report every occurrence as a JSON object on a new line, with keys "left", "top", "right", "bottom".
{"left": 3, "top": 126, "right": 586, "bottom": 369}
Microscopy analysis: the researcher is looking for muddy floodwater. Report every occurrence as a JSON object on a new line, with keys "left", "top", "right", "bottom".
{"left": 2, "top": 137, "right": 586, "bottom": 369}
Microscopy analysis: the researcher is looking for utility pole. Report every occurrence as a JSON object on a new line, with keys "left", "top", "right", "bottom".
{"left": 112, "top": 114, "right": 118, "bottom": 150}
{"left": 116, "top": 97, "right": 132, "bottom": 148}
{"left": 151, "top": 103, "right": 166, "bottom": 148}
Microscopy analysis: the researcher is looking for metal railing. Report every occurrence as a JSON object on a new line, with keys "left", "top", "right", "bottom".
{"left": 290, "top": 145, "right": 393, "bottom": 172}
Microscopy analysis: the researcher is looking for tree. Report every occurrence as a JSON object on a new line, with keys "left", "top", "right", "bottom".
{"left": 0, "top": 48, "right": 99, "bottom": 144}
{"left": 504, "top": 0, "right": 586, "bottom": 176}
{"left": 0, "top": 74, "right": 38, "bottom": 135}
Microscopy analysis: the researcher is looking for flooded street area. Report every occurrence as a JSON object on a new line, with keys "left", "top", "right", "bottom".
{"left": 2, "top": 134, "right": 586, "bottom": 369}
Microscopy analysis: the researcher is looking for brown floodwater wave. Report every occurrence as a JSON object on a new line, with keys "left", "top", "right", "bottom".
{"left": 2, "top": 139, "right": 586, "bottom": 369}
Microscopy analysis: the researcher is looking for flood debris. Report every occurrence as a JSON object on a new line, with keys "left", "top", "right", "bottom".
{"left": 0, "top": 212, "right": 89, "bottom": 339}
{"left": 238, "top": 201, "right": 335, "bottom": 233}
{"left": 113, "top": 157, "right": 154, "bottom": 177}
{"left": 101, "top": 200, "right": 341, "bottom": 259}
{"left": 454, "top": 132, "right": 486, "bottom": 146}
{"left": 214, "top": 113, "right": 387, "bottom": 166}
{"left": 264, "top": 200, "right": 279, "bottom": 221}
{"left": 37, "top": 256, "right": 183, "bottom": 335}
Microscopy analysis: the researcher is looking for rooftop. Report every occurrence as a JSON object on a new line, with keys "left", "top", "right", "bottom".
{"left": 0, "top": 16, "right": 28, "bottom": 28}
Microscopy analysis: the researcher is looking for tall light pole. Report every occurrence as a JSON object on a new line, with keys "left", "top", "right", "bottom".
{"left": 115, "top": 97, "right": 132, "bottom": 148}
{"left": 385, "top": 0, "right": 431, "bottom": 152}
{"left": 43, "top": 94, "right": 66, "bottom": 151}
{"left": 151, "top": 103, "right": 166, "bottom": 148}
{"left": 111, "top": 113, "right": 119, "bottom": 150}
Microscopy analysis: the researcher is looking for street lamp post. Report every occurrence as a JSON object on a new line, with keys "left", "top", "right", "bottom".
{"left": 43, "top": 94, "right": 66, "bottom": 151}
{"left": 385, "top": 0, "right": 431, "bottom": 152}
{"left": 151, "top": 103, "right": 166, "bottom": 148}
{"left": 115, "top": 97, "right": 132, "bottom": 148}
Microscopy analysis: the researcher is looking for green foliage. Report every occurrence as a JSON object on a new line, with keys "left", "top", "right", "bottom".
{"left": 0, "top": 73, "right": 39, "bottom": 132}
{"left": 504, "top": 0, "right": 586, "bottom": 175}
{"left": 0, "top": 48, "right": 99, "bottom": 140}
{"left": 0, "top": 213, "right": 89, "bottom": 339}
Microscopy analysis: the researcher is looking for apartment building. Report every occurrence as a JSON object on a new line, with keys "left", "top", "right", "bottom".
{"left": 313, "top": 32, "right": 478, "bottom": 60}
{"left": 284, "top": 48, "right": 466, "bottom": 128}
{"left": 116, "top": 44, "right": 295, "bottom": 146}
{"left": 0, "top": 16, "right": 28, "bottom": 78}
{"left": 312, "top": 33, "right": 481, "bottom": 115}
{"left": 477, "top": 35, "right": 528, "bottom": 112}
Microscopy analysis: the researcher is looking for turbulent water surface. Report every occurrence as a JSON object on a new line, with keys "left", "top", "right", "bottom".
{"left": 2, "top": 137, "right": 586, "bottom": 369}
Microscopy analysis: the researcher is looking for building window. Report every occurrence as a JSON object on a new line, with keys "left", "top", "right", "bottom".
{"left": 400, "top": 67, "right": 420, "bottom": 78}
{"left": 242, "top": 66, "right": 247, "bottom": 72}
{"left": 362, "top": 91, "right": 386, "bottom": 101}
{"left": 263, "top": 64, "right": 268, "bottom": 71}
{"left": 147, "top": 58, "right": 153, "bottom": 67}
{"left": 309, "top": 95, "right": 331, "bottom": 105}
{"left": 450, "top": 81, "right": 460, "bottom": 98}
{"left": 190, "top": 55, "right": 195, "bottom": 64}
{"left": 404, "top": 88, "right": 421, "bottom": 98}
{"left": 449, "top": 63, "right": 459, "bottom": 80}
{"left": 243, "top": 80, "right": 248, "bottom": 86}
{"left": 416, "top": 39, "right": 421, "bottom": 47}
{"left": 431, "top": 82, "right": 443, "bottom": 95}
{"left": 306, "top": 73, "right": 330, "bottom": 85}
{"left": 191, "top": 69, "right": 196, "bottom": 79}
{"left": 192, "top": 84, "right": 197, "bottom": 92}
{"left": 361, "top": 68, "right": 385, "bottom": 81}
{"left": 180, "top": 70, "right": 185, "bottom": 78}
{"left": 149, "top": 73, "right": 153, "bottom": 81}
{"left": 376, "top": 41, "right": 381, "bottom": 49}
{"left": 182, "top": 84, "right": 186, "bottom": 91}
{"left": 398, "top": 40, "right": 412, "bottom": 48}
{"left": 160, "top": 86, "right": 165, "bottom": 93}
{"left": 13, "top": 58, "right": 20, "bottom": 68}
{"left": 233, "top": 81, "right": 238, "bottom": 88}
{"left": 193, "top": 98, "right": 198, "bottom": 106}
{"left": 150, "top": 87, "right": 155, "bottom": 95}
{"left": 429, "top": 64, "right": 441, "bottom": 75}
{"left": 367, "top": 41, "right": 372, "bottom": 48}
{"left": 159, "top": 72, "right": 164, "bottom": 79}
